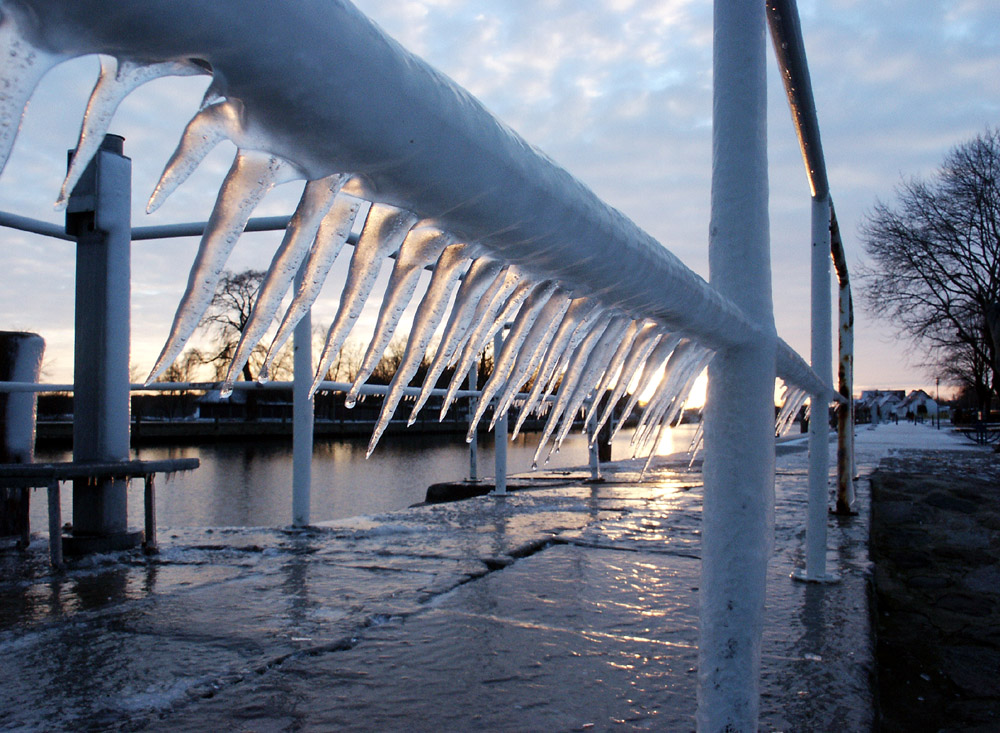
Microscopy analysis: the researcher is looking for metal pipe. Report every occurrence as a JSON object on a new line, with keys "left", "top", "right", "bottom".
{"left": 805, "top": 194, "right": 833, "bottom": 581}
{"left": 291, "top": 262, "right": 313, "bottom": 527}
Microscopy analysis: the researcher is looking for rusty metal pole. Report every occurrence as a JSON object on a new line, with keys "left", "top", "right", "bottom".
{"left": 831, "top": 207, "right": 856, "bottom": 513}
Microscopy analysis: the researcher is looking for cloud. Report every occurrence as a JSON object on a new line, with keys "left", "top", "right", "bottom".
{"left": 1, "top": 0, "right": 998, "bottom": 394}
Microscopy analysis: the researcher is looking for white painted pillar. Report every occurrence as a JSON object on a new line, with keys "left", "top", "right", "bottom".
{"left": 291, "top": 264, "right": 313, "bottom": 527}
{"left": 68, "top": 135, "right": 136, "bottom": 547}
{"left": 804, "top": 194, "right": 833, "bottom": 578}
{"left": 699, "top": 1, "right": 775, "bottom": 729}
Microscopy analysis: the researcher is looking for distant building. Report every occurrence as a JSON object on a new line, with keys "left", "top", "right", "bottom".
{"left": 855, "top": 389, "right": 939, "bottom": 424}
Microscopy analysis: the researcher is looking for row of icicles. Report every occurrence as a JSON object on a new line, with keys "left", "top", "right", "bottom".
{"left": 1, "top": 48, "right": 809, "bottom": 465}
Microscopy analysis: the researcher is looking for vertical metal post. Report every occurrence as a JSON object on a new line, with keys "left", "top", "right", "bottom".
{"left": 492, "top": 330, "right": 507, "bottom": 496}
{"left": 700, "top": 1, "right": 775, "bottom": 728}
{"left": 67, "top": 135, "right": 138, "bottom": 551}
{"left": 804, "top": 194, "right": 833, "bottom": 579}
{"left": 468, "top": 364, "right": 479, "bottom": 482}
{"left": 143, "top": 474, "right": 156, "bottom": 553}
{"left": 292, "top": 263, "right": 313, "bottom": 527}
{"left": 47, "top": 482, "right": 62, "bottom": 567}
{"left": 832, "top": 209, "right": 855, "bottom": 513}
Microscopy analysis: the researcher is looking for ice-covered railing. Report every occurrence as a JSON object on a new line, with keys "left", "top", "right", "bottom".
{"left": 0, "top": 0, "right": 828, "bottom": 466}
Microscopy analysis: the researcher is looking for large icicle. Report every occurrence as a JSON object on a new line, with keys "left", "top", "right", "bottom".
{"left": 407, "top": 257, "right": 505, "bottom": 424}
{"left": 146, "top": 151, "right": 298, "bottom": 383}
{"left": 530, "top": 310, "right": 618, "bottom": 467}
{"left": 465, "top": 280, "right": 559, "bottom": 438}
{"left": 260, "top": 194, "right": 362, "bottom": 380}
{"left": 310, "top": 204, "right": 419, "bottom": 393}
{"left": 547, "top": 316, "right": 634, "bottom": 455}
{"left": 58, "top": 56, "right": 205, "bottom": 208}
{"left": 438, "top": 267, "right": 525, "bottom": 417}
{"left": 366, "top": 243, "right": 471, "bottom": 455}
{"left": 592, "top": 324, "right": 663, "bottom": 438}
{"left": 146, "top": 100, "right": 254, "bottom": 214}
{"left": 490, "top": 289, "right": 572, "bottom": 425}
{"left": 511, "top": 297, "right": 600, "bottom": 438}
{"left": 220, "top": 173, "right": 348, "bottom": 394}
{"left": 0, "top": 16, "right": 62, "bottom": 176}
{"left": 345, "top": 227, "right": 453, "bottom": 407}
{"left": 610, "top": 332, "right": 682, "bottom": 441}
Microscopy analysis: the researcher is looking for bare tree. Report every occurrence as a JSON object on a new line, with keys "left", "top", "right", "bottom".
{"left": 861, "top": 127, "right": 1000, "bottom": 418}
{"left": 198, "top": 269, "right": 294, "bottom": 383}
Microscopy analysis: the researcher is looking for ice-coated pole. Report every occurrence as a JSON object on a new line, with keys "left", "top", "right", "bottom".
{"left": 699, "top": 0, "right": 776, "bottom": 728}
{"left": 804, "top": 194, "right": 833, "bottom": 578}
{"left": 292, "top": 262, "right": 313, "bottom": 527}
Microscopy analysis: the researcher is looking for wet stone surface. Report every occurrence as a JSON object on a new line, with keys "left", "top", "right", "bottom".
{"left": 871, "top": 449, "right": 1000, "bottom": 732}
{"left": 0, "top": 438, "right": 897, "bottom": 732}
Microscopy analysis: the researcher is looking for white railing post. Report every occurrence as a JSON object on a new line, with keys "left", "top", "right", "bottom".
{"left": 491, "top": 330, "right": 507, "bottom": 496}
{"left": 803, "top": 194, "right": 833, "bottom": 580}
{"left": 699, "top": 1, "right": 776, "bottom": 729}
{"left": 291, "top": 263, "right": 313, "bottom": 527}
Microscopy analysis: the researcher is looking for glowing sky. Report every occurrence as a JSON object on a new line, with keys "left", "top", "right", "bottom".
{"left": 0, "top": 0, "right": 997, "bottom": 397}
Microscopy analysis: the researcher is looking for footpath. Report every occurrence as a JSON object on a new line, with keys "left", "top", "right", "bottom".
{"left": 0, "top": 422, "right": 982, "bottom": 731}
{"left": 870, "top": 445, "right": 1000, "bottom": 731}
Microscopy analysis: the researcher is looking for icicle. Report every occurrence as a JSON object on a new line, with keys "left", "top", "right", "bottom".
{"left": 611, "top": 332, "right": 682, "bottom": 441}
{"left": 258, "top": 194, "right": 361, "bottom": 380}
{"left": 438, "top": 267, "right": 525, "bottom": 417}
{"left": 57, "top": 56, "right": 205, "bottom": 208}
{"left": 311, "top": 204, "right": 419, "bottom": 393}
{"left": 490, "top": 289, "right": 571, "bottom": 425}
{"left": 366, "top": 244, "right": 471, "bottom": 455}
{"left": 147, "top": 151, "right": 298, "bottom": 384}
{"left": 0, "top": 17, "right": 61, "bottom": 175}
{"left": 511, "top": 297, "right": 600, "bottom": 439}
{"left": 547, "top": 315, "right": 633, "bottom": 456}
{"left": 408, "top": 257, "right": 505, "bottom": 423}
{"left": 220, "top": 173, "right": 348, "bottom": 393}
{"left": 146, "top": 100, "right": 251, "bottom": 214}
{"left": 591, "top": 322, "right": 661, "bottom": 440}
{"left": 688, "top": 419, "right": 705, "bottom": 469}
{"left": 345, "top": 227, "right": 452, "bottom": 407}
{"left": 530, "top": 310, "right": 617, "bottom": 468}
{"left": 465, "top": 280, "right": 558, "bottom": 438}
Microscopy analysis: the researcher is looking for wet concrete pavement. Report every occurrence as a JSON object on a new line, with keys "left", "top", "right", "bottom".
{"left": 870, "top": 448, "right": 1000, "bottom": 732}
{"left": 0, "top": 423, "right": 977, "bottom": 731}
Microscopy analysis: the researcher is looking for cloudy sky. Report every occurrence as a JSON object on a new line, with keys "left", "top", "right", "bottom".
{"left": 1, "top": 0, "right": 998, "bottom": 397}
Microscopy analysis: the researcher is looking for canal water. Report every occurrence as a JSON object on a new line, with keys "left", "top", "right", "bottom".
{"left": 30, "top": 425, "right": 699, "bottom": 529}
